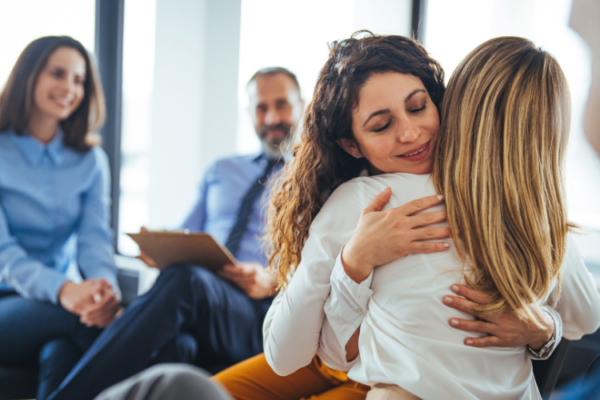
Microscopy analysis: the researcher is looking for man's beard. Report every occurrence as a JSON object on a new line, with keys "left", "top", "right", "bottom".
{"left": 259, "top": 123, "right": 293, "bottom": 156}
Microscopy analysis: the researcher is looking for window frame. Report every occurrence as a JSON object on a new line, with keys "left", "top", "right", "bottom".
{"left": 95, "top": 0, "right": 125, "bottom": 249}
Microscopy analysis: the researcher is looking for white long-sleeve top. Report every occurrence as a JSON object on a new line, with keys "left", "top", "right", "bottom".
{"left": 263, "top": 173, "right": 600, "bottom": 397}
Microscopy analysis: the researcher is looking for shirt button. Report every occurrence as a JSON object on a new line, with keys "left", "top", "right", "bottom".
{"left": 358, "top": 295, "right": 365, "bottom": 300}
{"left": 357, "top": 308, "right": 364, "bottom": 314}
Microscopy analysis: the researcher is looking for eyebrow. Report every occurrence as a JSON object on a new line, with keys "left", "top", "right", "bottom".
{"left": 362, "top": 88, "right": 427, "bottom": 127}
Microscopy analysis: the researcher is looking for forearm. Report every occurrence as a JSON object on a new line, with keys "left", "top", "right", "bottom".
{"left": 0, "top": 245, "right": 68, "bottom": 303}
{"left": 318, "top": 252, "right": 372, "bottom": 369}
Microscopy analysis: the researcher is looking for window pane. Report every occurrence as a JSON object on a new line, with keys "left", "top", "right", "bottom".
{"left": 117, "top": 0, "right": 157, "bottom": 255}
{"left": 424, "top": 0, "right": 600, "bottom": 266}
{"left": 236, "top": 0, "right": 413, "bottom": 154}
{"left": 0, "top": 0, "right": 95, "bottom": 87}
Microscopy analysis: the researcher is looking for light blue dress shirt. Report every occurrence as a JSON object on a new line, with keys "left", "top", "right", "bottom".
{"left": 182, "top": 153, "right": 284, "bottom": 266}
{"left": 0, "top": 130, "right": 117, "bottom": 304}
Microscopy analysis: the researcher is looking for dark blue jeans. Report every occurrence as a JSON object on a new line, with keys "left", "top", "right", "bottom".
{"left": 0, "top": 291, "right": 102, "bottom": 400}
{"left": 49, "top": 265, "right": 273, "bottom": 400}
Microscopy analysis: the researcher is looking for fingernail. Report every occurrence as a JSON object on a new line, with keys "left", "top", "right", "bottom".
{"left": 443, "top": 296, "right": 452, "bottom": 305}
{"left": 444, "top": 243, "right": 450, "bottom": 248}
{"left": 466, "top": 339, "right": 473, "bottom": 345}
{"left": 450, "top": 319, "right": 459, "bottom": 326}
{"left": 437, "top": 195, "right": 444, "bottom": 200}
{"left": 451, "top": 285, "right": 459, "bottom": 293}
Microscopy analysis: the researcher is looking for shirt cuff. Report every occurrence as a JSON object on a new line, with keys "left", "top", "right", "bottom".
{"left": 529, "top": 306, "right": 563, "bottom": 361}
{"left": 324, "top": 251, "right": 374, "bottom": 347}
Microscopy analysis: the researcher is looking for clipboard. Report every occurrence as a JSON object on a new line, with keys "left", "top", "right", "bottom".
{"left": 127, "top": 231, "right": 237, "bottom": 272}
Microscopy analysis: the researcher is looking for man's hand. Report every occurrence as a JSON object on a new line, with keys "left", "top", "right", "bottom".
{"left": 219, "top": 263, "right": 276, "bottom": 299}
{"left": 136, "top": 226, "right": 158, "bottom": 268}
{"left": 442, "top": 284, "right": 554, "bottom": 349}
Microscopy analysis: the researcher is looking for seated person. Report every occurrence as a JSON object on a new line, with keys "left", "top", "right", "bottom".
{"left": 0, "top": 36, "right": 120, "bottom": 400}
{"left": 49, "top": 67, "right": 303, "bottom": 400}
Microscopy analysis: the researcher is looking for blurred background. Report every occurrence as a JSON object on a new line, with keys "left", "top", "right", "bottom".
{"left": 0, "top": 0, "right": 597, "bottom": 271}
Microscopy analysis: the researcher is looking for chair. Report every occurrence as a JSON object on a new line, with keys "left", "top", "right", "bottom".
{"left": 0, "top": 269, "right": 139, "bottom": 400}
{"left": 533, "top": 339, "right": 571, "bottom": 396}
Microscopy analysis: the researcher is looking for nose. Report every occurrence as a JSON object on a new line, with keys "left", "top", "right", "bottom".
{"left": 397, "top": 115, "right": 420, "bottom": 144}
{"left": 265, "top": 108, "right": 281, "bottom": 126}
{"left": 59, "top": 75, "right": 77, "bottom": 96}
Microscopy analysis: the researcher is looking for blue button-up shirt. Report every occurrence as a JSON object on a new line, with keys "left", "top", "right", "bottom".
{"left": 0, "top": 130, "right": 117, "bottom": 304}
{"left": 182, "top": 153, "right": 284, "bottom": 266}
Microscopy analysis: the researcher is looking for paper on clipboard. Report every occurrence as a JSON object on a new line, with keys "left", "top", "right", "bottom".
{"left": 127, "top": 231, "right": 237, "bottom": 272}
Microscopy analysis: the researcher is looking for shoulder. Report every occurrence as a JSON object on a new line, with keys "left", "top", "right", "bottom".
{"left": 562, "top": 232, "right": 584, "bottom": 270}
{"left": 211, "top": 153, "right": 257, "bottom": 170}
{"left": 311, "top": 178, "right": 370, "bottom": 231}
{"left": 79, "top": 146, "right": 109, "bottom": 174}
{"left": 0, "top": 132, "right": 14, "bottom": 155}
{"left": 202, "top": 153, "right": 257, "bottom": 179}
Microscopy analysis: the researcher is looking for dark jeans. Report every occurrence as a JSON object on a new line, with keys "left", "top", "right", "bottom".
{"left": 49, "top": 265, "right": 273, "bottom": 400}
{"left": 0, "top": 291, "right": 102, "bottom": 400}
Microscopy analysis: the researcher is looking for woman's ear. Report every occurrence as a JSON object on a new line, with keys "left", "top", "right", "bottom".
{"left": 336, "top": 138, "right": 361, "bottom": 158}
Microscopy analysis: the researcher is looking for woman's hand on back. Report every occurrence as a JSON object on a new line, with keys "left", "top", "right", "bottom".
{"left": 443, "top": 284, "right": 554, "bottom": 349}
{"left": 342, "top": 187, "right": 450, "bottom": 283}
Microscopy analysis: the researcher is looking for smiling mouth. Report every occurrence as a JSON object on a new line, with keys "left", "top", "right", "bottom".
{"left": 398, "top": 141, "right": 430, "bottom": 157}
{"left": 51, "top": 96, "right": 72, "bottom": 108}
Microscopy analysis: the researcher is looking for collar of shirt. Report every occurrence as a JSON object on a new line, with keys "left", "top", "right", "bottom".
{"left": 10, "top": 129, "right": 65, "bottom": 166}
{"left": 253, "top": 150, "right": 293, "bottom": 165}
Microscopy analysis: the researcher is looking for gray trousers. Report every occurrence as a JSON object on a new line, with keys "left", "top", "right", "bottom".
{"left": 94, "top": 364, "right": 232, "bottom": 400}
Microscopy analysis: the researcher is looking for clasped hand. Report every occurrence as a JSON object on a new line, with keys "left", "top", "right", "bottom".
{"left": 58, "top": 279, "right": 121, "bottom": 328}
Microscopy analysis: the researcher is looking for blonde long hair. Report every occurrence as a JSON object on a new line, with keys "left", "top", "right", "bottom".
{"left": 433, "top": 37, "right": 571, "bottom": 323}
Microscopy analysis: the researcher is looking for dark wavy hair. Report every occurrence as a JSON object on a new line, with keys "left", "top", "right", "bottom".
{"left": 267, "top": 31, "right": 446, "bottom": 288}
{"left": 0, "top": 36, "right": 105, "bottom": 151}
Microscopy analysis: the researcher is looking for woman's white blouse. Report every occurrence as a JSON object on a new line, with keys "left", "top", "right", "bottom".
{"left": 263, "top": 173, "right": 600, "bottom": 399}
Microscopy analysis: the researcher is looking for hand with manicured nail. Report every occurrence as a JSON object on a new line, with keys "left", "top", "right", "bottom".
{"left": 342, "top": 189, "right": 450, "bottom": 284}
{"left": 443, "top": 284, "right": 554, "bottom": 349}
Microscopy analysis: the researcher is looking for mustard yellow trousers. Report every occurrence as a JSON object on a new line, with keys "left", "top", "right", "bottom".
{"left": 213, "top": 354, "right": 369, "bottom": 400}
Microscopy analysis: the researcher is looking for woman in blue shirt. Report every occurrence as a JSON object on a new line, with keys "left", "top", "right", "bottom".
{"left": 0, "top": 36, "right": 120, "bottom": 400}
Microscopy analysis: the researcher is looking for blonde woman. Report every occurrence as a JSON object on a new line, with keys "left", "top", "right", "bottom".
{"left": 263, "top": 35, "right": 600, "bottom": 400}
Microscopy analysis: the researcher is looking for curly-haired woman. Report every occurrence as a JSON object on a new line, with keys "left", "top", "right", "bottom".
{"left": 256, "top": 34, "right": 600, "bottom": 399}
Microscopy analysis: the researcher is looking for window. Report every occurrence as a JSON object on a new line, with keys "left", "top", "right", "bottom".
{"left": 424, "top": 0, "right": 600, "bottom": 265}
{"left": 236, "top": 0, "right": 413, "bottom": 154}
{"left": 0, "top": 0, "right": 96, "bottom": 88}
{"left": 117, "top": 0, "right": 157, "bottom": 255}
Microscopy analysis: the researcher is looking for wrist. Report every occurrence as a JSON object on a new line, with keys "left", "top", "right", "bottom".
{"left": 57, "top": 280, "right": 75, "bottom": 304}
{"left": 528, "top": 311, "right": 554, "bottom": 350}
{"left": 341, "top": 245, "right": 372, "bottom": 284}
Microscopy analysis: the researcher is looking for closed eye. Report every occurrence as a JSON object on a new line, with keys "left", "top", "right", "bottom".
{"left": 373, "top": 121, "right": 391, "bottom": 133}
{"left": 410, "top": 105, "right": 426, "bottom": 113}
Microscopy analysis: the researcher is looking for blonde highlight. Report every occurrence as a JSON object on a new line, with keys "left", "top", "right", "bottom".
{"left": 433, "top": 37, "right": 572, "bottom": 324}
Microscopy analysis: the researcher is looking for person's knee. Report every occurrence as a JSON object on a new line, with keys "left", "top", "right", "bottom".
{"left": 156, "top": 264, "right": 215, "bottom": 302}
{"left": 39, "top": 339, "right": 81, "bottom": 371}
{"left": 96, "top": 364, "right": 232, "bottom": 400}
{"left": 151, "top": 332, "right": 198, "bottom": 365}
{"left": 38, "top": 339, "right": 82, "bottom": 399}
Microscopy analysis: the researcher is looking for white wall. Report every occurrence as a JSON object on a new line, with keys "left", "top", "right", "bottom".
{"left": 148, "top": 0, "right": 242, "bottom": 229}
{"left": 236, "top": 0, "right": 412, "bottom": 154}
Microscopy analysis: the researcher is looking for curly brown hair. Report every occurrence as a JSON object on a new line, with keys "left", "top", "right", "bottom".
{"left": 267, "top": 31, "right": 446, "bottom": 288}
